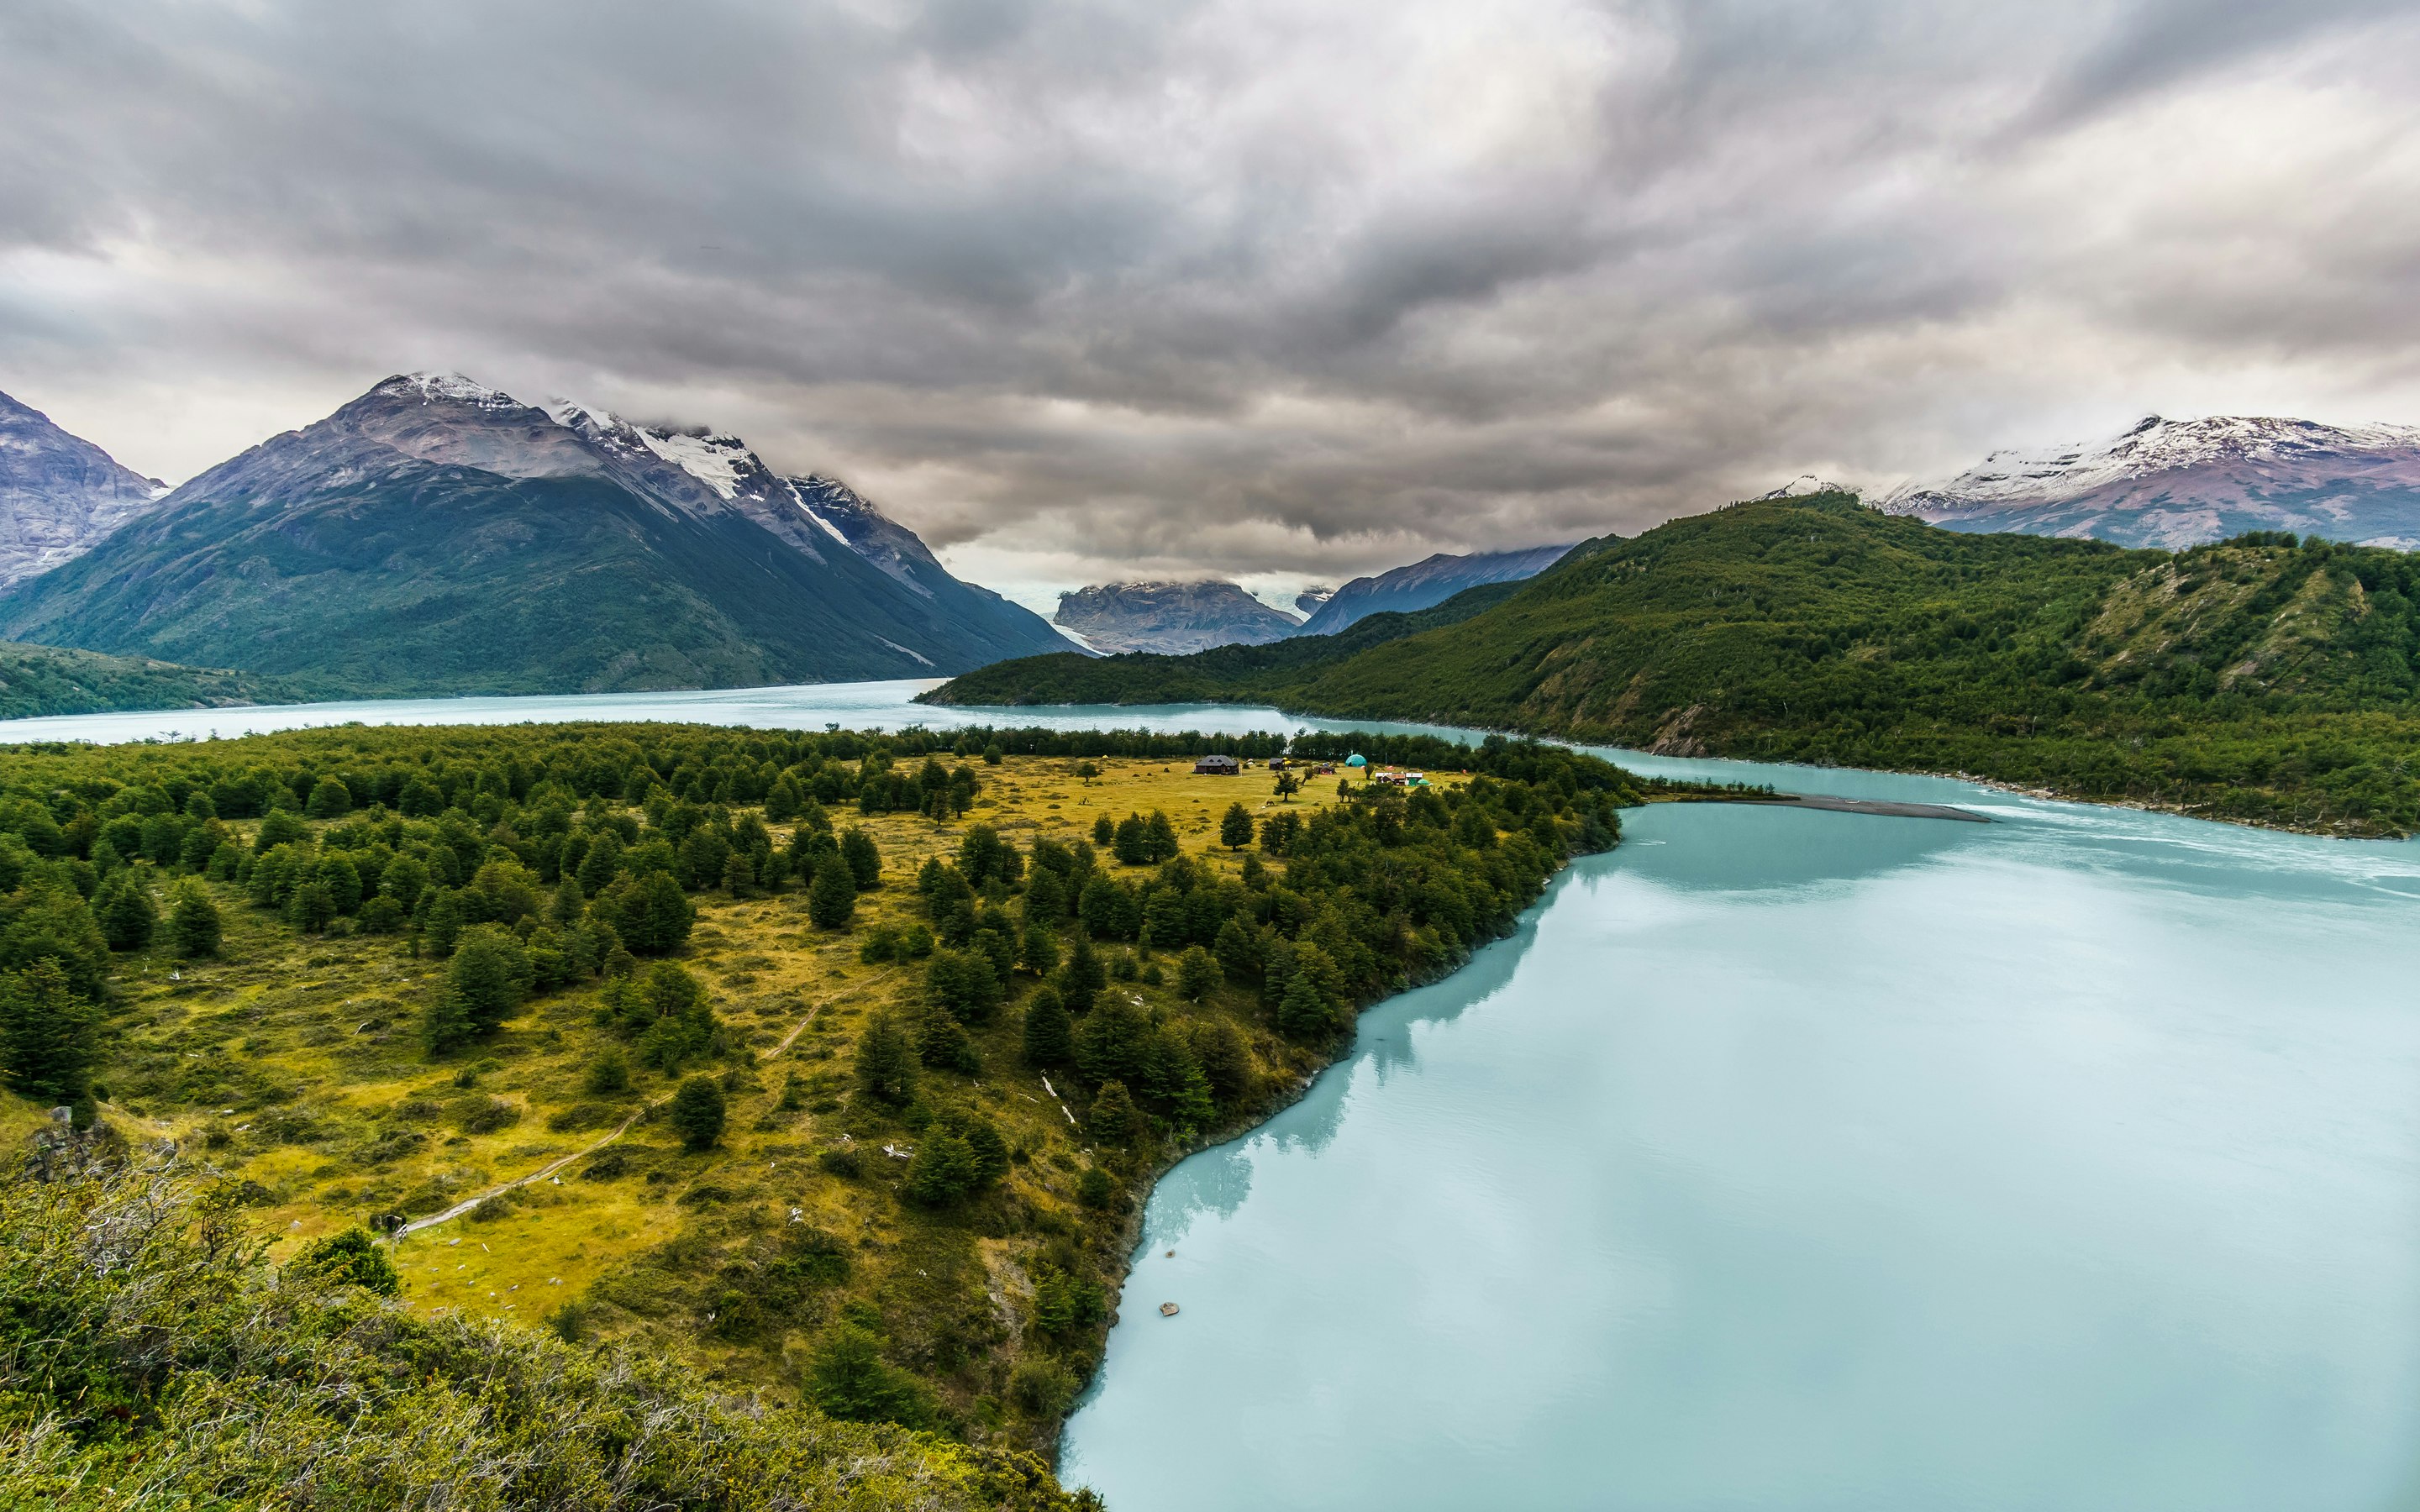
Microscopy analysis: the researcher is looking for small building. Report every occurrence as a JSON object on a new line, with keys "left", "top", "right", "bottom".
{"left": 1193, "top": 754, "right": 1240, "bottom": 776}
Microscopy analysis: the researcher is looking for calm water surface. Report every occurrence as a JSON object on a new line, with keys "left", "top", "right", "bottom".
{"left": 1062, "top": 776, "right": 2420, "bottom": 1511}
{"left": 8, "top": 684, "right": 2413, "bottom": 1508}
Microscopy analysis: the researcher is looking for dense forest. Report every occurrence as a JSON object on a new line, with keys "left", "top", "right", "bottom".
{"left": 929, "top": 495, "right": 2420, "bottom": 835}
{"left": 0, "top": 640, "right": 302, "bottom": 720}
{"left": 0, "top": 720, "right": 1638, "bottom": 1497}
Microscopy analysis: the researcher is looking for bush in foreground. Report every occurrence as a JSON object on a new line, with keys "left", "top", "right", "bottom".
{"left": 0, "top": 1166, "right": 1090, "bottom": 1511}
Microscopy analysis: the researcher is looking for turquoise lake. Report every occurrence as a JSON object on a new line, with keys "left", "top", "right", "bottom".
{"left": 8, "top": 684, "right": 2416, "bottom": 1509}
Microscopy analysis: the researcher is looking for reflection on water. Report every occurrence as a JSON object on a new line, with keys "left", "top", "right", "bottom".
{"left": 1062, "top": 775, "right": 2420, "bottom": 1512}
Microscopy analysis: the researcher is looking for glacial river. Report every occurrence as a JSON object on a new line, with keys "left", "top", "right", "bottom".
{"left": 8, "top": 683, "right": 2418, "bottom": 1509}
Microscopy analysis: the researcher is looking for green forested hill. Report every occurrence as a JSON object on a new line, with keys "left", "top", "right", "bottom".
{"left": 930, "top": 495, "right": 2420, "bottom": 833}
{"left": 0, "top": 640, "right": 303, "bottom": 719}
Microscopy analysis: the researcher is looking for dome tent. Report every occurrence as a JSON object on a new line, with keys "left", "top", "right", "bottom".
{"left": 1345, "top": 753, "right": 1367, "bottom": 768}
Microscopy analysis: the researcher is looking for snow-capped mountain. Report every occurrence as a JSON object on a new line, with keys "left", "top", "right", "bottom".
{"left": 0, "top": 387, "right": 168, "bottom": 587}
{"left": 1294, "top": 585, "right": 1337, "bottom": 617}
{"left": 0, "top": 373, "right": 1066, "bottom": 695}
{"left": 1880, "top": 416, "right": 2420, "bottom": 549}
{"left": 1054, "top": 580, "right": 1304, "bottom": 655}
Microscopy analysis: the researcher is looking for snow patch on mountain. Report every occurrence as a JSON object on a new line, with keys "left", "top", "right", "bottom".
{"left": 785, "top": 479, "right": 858, "bottom": 547}
{"left": 635, "top": 428, "right": 756, "bottom": 501}
{"left": 1762, "top": 474, "right": 1850, "bottom": 499}
{"left": 381, "top": 372, "right": 518, "bottom": 409}
{"left": 1885, "top": 417, "right": 2420, "bottom": 512}
{"left": 1878, "top": 414, "right": 2420, "bottom": 551}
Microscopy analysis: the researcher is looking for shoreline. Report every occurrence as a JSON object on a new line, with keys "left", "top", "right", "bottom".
{"left": 1044, "top": 843, "right": 1607, "bottom": 1471}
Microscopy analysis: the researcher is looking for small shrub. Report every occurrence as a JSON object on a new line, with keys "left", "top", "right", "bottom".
{"left": 458, "top": 1097, "right": 520, "bottom": 1136}
{"left": 818, "top": 1146, "right": 863, "bottom": 1179}
{"left": 1009, "top": 1358, "right": 1080, "bottom": 1417}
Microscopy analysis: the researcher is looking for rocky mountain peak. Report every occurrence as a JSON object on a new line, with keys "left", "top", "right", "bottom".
{"left": 0, "top": 387, "right": 171, "bottom": 588}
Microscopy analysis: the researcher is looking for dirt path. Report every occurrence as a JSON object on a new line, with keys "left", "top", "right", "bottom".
{"left": 393, "top": 966, "right": 899, "bottom": 1239}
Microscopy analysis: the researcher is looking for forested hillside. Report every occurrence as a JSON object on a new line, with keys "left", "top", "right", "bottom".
{"left": 0, "top": 720, "right": 1634, "bottom": 1493}
{"left": 928, "top": 494, "right": 2420, "bottom": 835}
{"left": 0, "top": 641, "right": 301, "bottom": 719}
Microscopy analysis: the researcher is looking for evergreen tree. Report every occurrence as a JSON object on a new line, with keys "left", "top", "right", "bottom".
{"left": 535, "top": 879, "right": 575, "bottom": 932}
{"left": 840, "top": 827, "right": 881, "bottom": 890}
{"left": 380, "top": 853, "right": 431, "bottom": 911}
{"left": 1276, "top": 968, "right": 1334, "bottom": 1041}
{"left": 928, "top": 944, "right": 1003, "bottom": 1025}
{"left": 574, "top": 832, "right": 623, "bottom": 895}
{"left": 1220, "top": 801, "right": 1255, "bottom": 850}
{"left": 253, "top": 810, "right": 308, "bottom": 853}
{"left": 918, "top": 1002, "right": 983, "bottom": 1074}
{"left": 808, "top": 853, "right": 857, "bottom": 930}
{"left": 616, "top": 870, "right": 695, "bottom": 953}
{"left": 1092, "top": 813, "right": 1115, "bottom": 846}
{"left": 1019, "top": 920, "right": 1060, "bottom": 976}
{"left": 1059, "top": 935, "right": 1106, "bottom": 1014}
{"left": 1144, "top": 809, "right": 1178, "bottom": 860}
{"left": 0, "top": 961, "right": 97, "bottom": 1105}
{"left": 903, "top": 1126, "right": 976, "bottom": 1206}
{"left": 1192, "top": 1018, "right": 1252, "bottom": 1103}
{"left": 1171, "top": 1058, "right": 1216, "bottom": 1133}
{"left": 765, "top": 774, "right": 804, "bottom": 823}
{"left": 422, "top": 888, "right": 466, "bottom": 958}
{"left": 284, "top": 879, "right": 336, "bottom": 934}
{"left": 583, "top": 1049, "right": 629, "bottom": 1095}
{"left": 445, "top": 925, "right": 534, "bottom": 1036}
{"left": 1213, "top": 914, "right": 1262, "bottom": 984}
{"left": 96, "top": 874, "right": 157, "bottom": 951}
{"left": 1021, "top": 985, "right": 1074, "bottom": 1068}
{"left": 853, "top": 1011, "right": 918, "bottom": 1105}
{"left": 804, "top": 1324, "right": 932, "bottom": 1428}
{"left": 1176, "top": 945, "right": 1218, "bottom": 1001}
{"left": 167, "top": 882, "right": 223, "bottom": 958}
{"left": 1087, "top": 1079, "right": 1146, "bottom": 1145}
{"left": 1112, "top": 814, "right": 1148, "bottom": 865}
{"left": 1075, "top": 998, "right": 1150, "bottom": 1086}
{"left": 669, "top": 1075, "right": 727, "bottom": 1150}
{"left": 420, "top": 982, "right": 474, "bottom": 1055}
{"left": 316, "top": 853, "right": 363, "bottom": 914}
{"left": 304, "top": 777, "right": 353, "bottom": 818}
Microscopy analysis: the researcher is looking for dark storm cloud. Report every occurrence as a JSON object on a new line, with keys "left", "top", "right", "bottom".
{"left": 2, "top": 0, "right": 2417, "bottom": 600}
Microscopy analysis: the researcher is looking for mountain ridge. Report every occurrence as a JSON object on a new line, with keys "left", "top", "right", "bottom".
{"left": 1880, "top": 414, "right": 2420, "bottom": 549}
{"left": 0, "top": 386, "right": 167, "bottom": 588}
{"left": 1052, "top": 580, "right": 1300, "bottom": 654}
{"left": 0, "top": 373, "right": 1067, "bottom": 696}
{"left": 1297, "top": 543, "right": 1575, "bottom": 635}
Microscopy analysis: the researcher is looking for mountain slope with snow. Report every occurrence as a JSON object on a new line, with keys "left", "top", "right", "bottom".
{"left": 0, "top": 374, "right": 1065, "bottom": 696}
{"left": 1054, "top": 580, "right": 1302, "bottom": 654}
{"left": 1880, "top": 416, "right": 2420, "bottom": 549}
{"left": 0, "top": 388, "right": 167, "bottom": 587}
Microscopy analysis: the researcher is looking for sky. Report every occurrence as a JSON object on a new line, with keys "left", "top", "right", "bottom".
{"left": 4, "top": 0, "right": 2419, "bottom": 612}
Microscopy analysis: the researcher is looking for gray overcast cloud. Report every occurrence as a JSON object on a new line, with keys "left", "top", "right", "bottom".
{"left": 3, "top": 0, "right": 2418, "bottom": 606}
